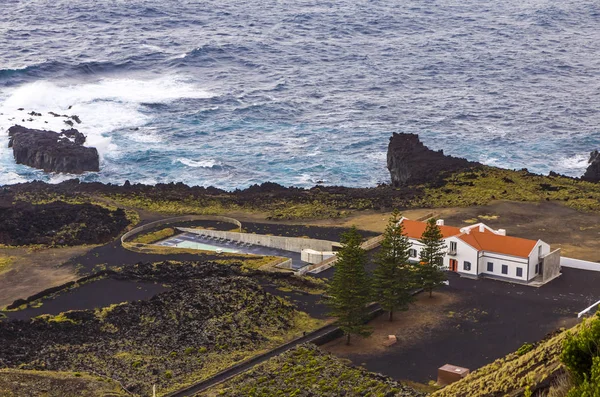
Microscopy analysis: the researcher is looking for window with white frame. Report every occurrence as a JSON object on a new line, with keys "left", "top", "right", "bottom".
{"left": 516, "top": 267, "right": 523, "bottom": 277}
{"left": 487, "top": 262, "right": 493, "bottom": 272}
{"left": 409, "top": 248, "right": 417, "bottom": 258}
{"left": 450, "top": 241, "right": 457, "bottom": 253}
{"left": 464, "top": 261, "right": 471, "bottom": 271}
{"left": 502, "top": 264, "right": 508, "bottom": 275}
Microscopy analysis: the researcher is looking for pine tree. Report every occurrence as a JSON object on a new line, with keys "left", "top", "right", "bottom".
{"left": 372, "top": 210, "right": 414, "bottom": 321}
{"left": 418, "top": 218, "right": 447, "bottom": 298}
{"left": 328, "top": 226, "right": 372, "bottom": 345}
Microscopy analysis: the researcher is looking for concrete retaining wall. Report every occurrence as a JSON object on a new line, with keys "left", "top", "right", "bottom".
{"left": 301, "top": 249, "right": 336, "bottom": 264}
{"left": 178, "top": 227, "right": 339, "bottom": 254}
{"left": 561, "top": 257, "right": 600, "bottom": 272}
{"left": 542, "top": 249, "right": 561, "bottom": 282}
{"left": 121, "top": 215, "right": 242, "bottom": 244}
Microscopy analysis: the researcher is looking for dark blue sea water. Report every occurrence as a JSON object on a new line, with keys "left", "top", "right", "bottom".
{"left": 1, "top": 0, "right": 599, "bottom": 189}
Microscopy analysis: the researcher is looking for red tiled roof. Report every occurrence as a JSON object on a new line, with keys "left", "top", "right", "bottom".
{"left": 400, "top": 219, "right": 462, "bottom": 239}
{"left": 400, "top": 219, "right": 538, "bottom": 258}
{"left": 458, "top": 231, "right": 537, "bottom": 258}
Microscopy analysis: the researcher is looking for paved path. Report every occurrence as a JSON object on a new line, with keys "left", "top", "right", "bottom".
{"left": 165, "top": 323, "right": 341, "bottom": 397}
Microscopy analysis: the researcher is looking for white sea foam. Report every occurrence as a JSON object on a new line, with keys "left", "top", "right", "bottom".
{"left": 0, "top": 76, "right": 215, "bottom": 159}
{"left": 177, "top": 158, "right": 219, "bottom": 168}
{"left": 558, "top": 153, "right": 589, "bottom": 170}
{"left": 0, "top": 171, "right": 27, "bottom": 185}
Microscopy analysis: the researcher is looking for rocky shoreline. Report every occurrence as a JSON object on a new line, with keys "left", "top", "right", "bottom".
{"left": 7, "top": 125, "right": 99, "bottom": 174}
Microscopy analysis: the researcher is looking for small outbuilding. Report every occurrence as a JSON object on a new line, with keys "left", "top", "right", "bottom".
{"left": 437, "top": 364, "right": 470, "bottom": 386}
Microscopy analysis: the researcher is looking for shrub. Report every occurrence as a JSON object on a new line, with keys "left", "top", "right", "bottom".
{"left": 562, "top": 315, "right": 600, "bottom": 384}
{"left": 164, "top": 370, "right": 173, "bottom": 379}
{"left": 517, "top": 343, "right": 534, "bottom": 356}
{"left": 184, "top": 347, "right": 195, "bottom": 355}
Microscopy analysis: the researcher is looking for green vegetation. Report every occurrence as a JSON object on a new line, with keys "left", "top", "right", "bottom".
{"left": 432, "top": 327, "right": 570, "bottom": 396}
{"left": 0, "top": 369, "right": 127, "bottom": 396}
{"left": 417, "top": 219, "right": 447, "bottom": 298}
{"left": 433, "top": 314, "right": 600, "bottom": 397}
{"left": 372, "top": 210, "right": 414, "bottom": 321}
{"left": 562, "top": 314, "right": 600, "bottom": 394}
{"left": 517, "top": 342, "right": 534, "bottom": 356}
{"left": 200, "top": 344, "right": 424, "bottom": 397}
{"left": 328, "top": 227, "right": 372, "bottom": 345}
{"left": 567, "top": 357, "right": 600, "bottom": 396}
{"left": 131, "top": 227, "right": 176, "bottom": 244}
{"left": 0, "top": 256, "right": 14, "bottom": 274}
{"left": 417, "top": 167, "right": 600, "bottom": 212}
{"left": 1, "top": 263, "right": 327, "bottom": 396}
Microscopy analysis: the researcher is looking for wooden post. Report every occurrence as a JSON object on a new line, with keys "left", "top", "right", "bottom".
{"left": 153, "top": 384, "right": 156, "bottom": 397}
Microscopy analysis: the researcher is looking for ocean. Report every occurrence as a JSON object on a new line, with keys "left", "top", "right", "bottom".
{"left": 1, "top": 0, "right": 599, "bottom": 189}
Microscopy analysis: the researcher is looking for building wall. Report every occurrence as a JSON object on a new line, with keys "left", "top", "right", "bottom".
{"left": 406, "top": 233, "right": 554, "bottom": 284}
{"left": 408, "top": 237, "right": 478, "bottom": 276}
{"left": 445, "top": 236, "right": 479, "bottom": 277}
{"left": 479, "top": 252, "right": 529, "bottom": 281}
{"left": 528, "top": 240, "right": 551, "bottom": 280}
{"left": 178, "top": 227, "right": 340, "bottom": 253}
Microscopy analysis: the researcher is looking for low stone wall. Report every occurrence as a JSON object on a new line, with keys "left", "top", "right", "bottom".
{"left": 121, "top": 215, "right": 242, "bottom": 244}
{"left": 561, "top": 256, "right": 600, "bottom": 272}
{"left": 178, "top": 227, "right": 340, "bottom": 254}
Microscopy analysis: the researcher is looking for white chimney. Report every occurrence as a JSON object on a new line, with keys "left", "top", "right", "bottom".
{"left": 479, "top": 224, "right": 485, "bottom": 233}
{"left": 436, "top": 219, "right": 444, "bottom": 226}
{"left": 497, "top": 229, "right": 506, "bottom": 236}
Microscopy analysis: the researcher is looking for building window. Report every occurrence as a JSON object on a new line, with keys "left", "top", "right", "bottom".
{"left": 535, "top": 263, "right": 539, "bottom": 274}
{"left": 464, "top": 261, "right": 471, "bottom": 271}
{"left": 538, "top": 245, "right": 542, "bottom": 257}
{"left": 409, "top": 249, "right": 417, "bottom": 258}
{"left": 487, "top": 262, "right": 493, "bottom": 272}
{"left": 449, "top": 241, "right": 457, "bottom": 254}
{"left": 502, "top": 265, "right": 508, "bottom": 275}
{"left": 516, "top": 267, "right": 523, "bottom": 277}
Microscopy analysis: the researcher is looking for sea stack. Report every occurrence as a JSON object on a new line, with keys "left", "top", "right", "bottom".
{"left": 386, "top": 132, "right": 477, "bottom": 187}
{"left": 581, "top": 150, "right": 600, "bottom": 183}
{"left": 7, "top": 125, "right": 99, "bottom": 174}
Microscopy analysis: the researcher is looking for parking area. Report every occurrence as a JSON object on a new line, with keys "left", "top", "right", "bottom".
{"left": 322, "top": 267, "right": 600, "bottom": 383}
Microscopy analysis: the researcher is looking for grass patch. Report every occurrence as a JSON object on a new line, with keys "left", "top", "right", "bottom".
{"left": 199, "top": 344, "right": 424, "bottom": 397}
{"left": 416, "top": 167, "right": 600, "bottom": 212}
{"left": 0, "top": 368, "right": 127, "bottom": 396}
{"left": 432, "top": 325, "right": 578, "bottom": 397}
{"left": 131, "top": 227, "right": 176, "bottom": 244}
{"left": 0, "top": 256, "right": 14, "bottom": 274}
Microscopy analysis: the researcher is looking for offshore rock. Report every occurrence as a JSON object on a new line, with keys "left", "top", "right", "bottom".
{"left": 581, "top": 150, "right": 600, "bottom": 183}
{"left": 7, "top": 125, "right": 99, "bottom": 174}
{"left": 387, "top": 132, "right": 478, "bottom": 187}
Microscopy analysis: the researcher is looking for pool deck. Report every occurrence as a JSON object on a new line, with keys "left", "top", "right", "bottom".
{"left": 156, "top": 232, "right": 307, "bottom": 270}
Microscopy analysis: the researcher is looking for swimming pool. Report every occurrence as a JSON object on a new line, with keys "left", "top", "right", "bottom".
{"left": 173, "top": 240, "right": 239, "bottom": 253}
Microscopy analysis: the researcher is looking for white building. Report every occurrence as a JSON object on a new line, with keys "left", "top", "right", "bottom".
{"left": 399, "top": 218, "right": 561, "bottom": 285}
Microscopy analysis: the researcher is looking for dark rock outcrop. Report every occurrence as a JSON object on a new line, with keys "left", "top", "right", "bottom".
{"left": 0, "top": 201, "right": 129, "bottom": 246}
{"left": 7, "top": 125, "right": 99, "bottom": 174}
{"left": 581, "top": 150, "right": 600, "bottom": 183}
{"left": 387, "top": 132, "right": 479, "bottom": 187}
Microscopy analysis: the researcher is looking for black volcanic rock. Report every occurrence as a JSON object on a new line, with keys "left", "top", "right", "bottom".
{"left": 387, "top": 132, "right": 479, "bottom": 187}
{"left": 7, "top": 125, "right": 99, "bottom": 174}
{"left": 582, "top": 150, "right": 600, "bottom": 183}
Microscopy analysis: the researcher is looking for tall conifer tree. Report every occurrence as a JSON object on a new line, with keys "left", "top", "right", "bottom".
{"left": 372, "top": 210, "right": 414, "bottom": 321}
{"left": 418, "top": 218, "right": 447, "bottom": 297}
{"left": 328, "top": 226, "right": 372, "bottom": 345}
